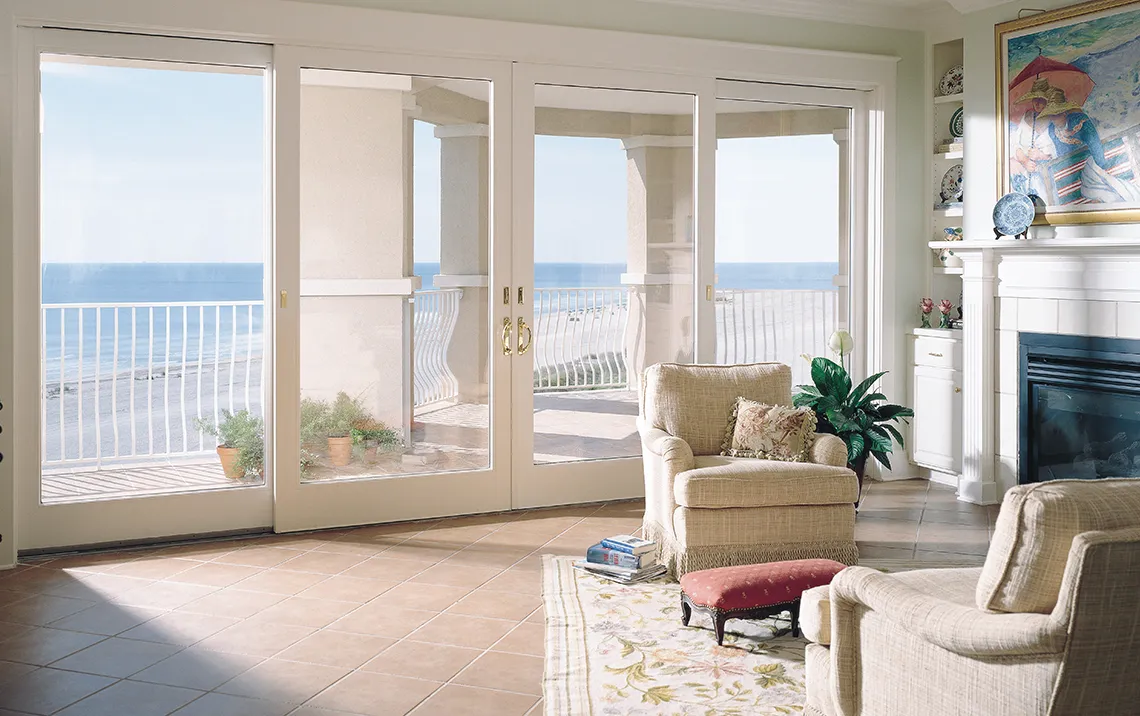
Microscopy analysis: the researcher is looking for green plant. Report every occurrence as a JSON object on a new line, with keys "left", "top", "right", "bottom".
{"left": 194, "top": 410, "right": 265, "bottom": 476}
{"left": 793, "top": 332, "right": 913, "bottom": 473}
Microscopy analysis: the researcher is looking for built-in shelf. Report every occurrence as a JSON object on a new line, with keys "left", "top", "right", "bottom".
{"left": 932, "top": 267, "right": 964, "bottom": 275}
{"left": 933, "top": 207, "right": 963, "bottom": 218}
{"left": 934, "top": 92, "right": 963, "bottom": 104}
{"left": 935, "top": 150, "right": 963, "bottom": 160}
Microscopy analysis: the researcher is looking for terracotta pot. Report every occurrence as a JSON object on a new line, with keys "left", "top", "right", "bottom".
{"left": 217, "top": 446, "right": 244, "bottom": 479}
{"left": 327, "top": 436, "right": 353, "bottom": 466}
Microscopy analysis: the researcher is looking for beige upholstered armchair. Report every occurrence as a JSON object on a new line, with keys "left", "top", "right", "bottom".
{"left": 802, "top": 478, "right": 1140, "bottom": 716}
{"left": 638, "top": 362, "right": 859, "bottom": 577}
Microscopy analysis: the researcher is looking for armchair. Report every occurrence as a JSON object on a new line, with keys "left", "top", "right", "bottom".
{"left": 803, "top": 478, "right": 1140, "bottom": 716}
{"left": 638, "top": 362, "right": 859, "bottom": 577}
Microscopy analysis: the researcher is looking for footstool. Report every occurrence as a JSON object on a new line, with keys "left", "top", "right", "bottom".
{"left": 679, "top": 559, "right": 847, "bottom": 645}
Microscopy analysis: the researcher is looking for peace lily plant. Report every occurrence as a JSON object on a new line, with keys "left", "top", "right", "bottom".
{"left": 794, "top": 331, "right": 913, "bottom": 494}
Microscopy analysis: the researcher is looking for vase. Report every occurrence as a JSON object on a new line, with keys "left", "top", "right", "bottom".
{"left": 920, "top": 314, "right": 931, "bottom": 329}
{"left": 939, "top": 314, "right": 951, "bottom": 329}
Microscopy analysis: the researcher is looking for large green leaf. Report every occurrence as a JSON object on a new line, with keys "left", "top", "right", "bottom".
{"left": 811, "top": 358, "right": 851, "bottom": 400}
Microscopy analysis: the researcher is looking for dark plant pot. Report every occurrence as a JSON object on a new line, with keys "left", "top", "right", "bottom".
{"left": 848, "top": 454, "right": 868, "bottom": 507}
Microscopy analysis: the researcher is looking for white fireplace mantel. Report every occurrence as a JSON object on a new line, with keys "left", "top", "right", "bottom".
{"left": 928, "top": 237, "right": 1140, "bottom": 504}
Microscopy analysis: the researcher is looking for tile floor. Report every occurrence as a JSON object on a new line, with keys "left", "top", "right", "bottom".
{"left": 0, "top": 479, "right": 991, "bottom": 715}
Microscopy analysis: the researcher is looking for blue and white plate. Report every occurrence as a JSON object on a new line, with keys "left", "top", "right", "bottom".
{"left": 993, "top": 192, "right": 1035, "bottom": 238}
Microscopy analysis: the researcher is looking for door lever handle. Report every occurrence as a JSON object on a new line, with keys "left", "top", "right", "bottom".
{"left": 501, "top": 317, "right": 513, "bottom": 356}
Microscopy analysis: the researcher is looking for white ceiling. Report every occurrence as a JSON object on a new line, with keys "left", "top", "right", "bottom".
{"left": 639, "top": 0, "right": 1012, "bottom": 30}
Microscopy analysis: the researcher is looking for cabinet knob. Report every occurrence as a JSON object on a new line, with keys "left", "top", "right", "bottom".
{"left": 954, "top": 386, "right": 961, "bottom": 393}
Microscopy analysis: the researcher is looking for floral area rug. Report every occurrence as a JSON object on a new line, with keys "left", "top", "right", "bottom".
{"left": 541, "top": 555, "right": 983, "bottom": 716}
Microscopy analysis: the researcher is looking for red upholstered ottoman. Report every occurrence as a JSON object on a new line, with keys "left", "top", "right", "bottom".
{"left": 679, "top": 559, "right": 846, "bottom": 645}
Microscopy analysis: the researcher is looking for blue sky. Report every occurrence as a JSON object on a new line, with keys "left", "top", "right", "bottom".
{"left": 42, "top": 60, "right": 839, "bottom": 266}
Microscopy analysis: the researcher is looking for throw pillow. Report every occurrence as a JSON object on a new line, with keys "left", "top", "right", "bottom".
{"left": 720, "top": 397, "right": 816, "bottom": 462}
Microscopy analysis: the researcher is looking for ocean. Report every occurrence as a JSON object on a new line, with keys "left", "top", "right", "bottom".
{"left": 40, "top": 261, "right": 838, "bottom": 380}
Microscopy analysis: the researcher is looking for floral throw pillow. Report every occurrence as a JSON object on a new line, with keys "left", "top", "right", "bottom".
{"left": 720, "top": 398, "right": 817, "bottom": 462}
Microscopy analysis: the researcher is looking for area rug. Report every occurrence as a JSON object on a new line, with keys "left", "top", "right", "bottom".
{"left": 541, "top": 555, "right": 982, "bottom": 716}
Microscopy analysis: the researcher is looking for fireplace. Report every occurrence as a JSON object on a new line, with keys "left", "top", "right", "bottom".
{"left": 1019, "top": 333, "right": 1140, "bottom": 484}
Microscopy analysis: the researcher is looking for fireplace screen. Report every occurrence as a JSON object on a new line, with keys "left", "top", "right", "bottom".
{"left": 1033, "top": 385, "right": 1140, "bottom": 481}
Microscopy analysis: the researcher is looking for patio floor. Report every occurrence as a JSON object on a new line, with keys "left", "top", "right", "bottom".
{"left": 41, "top": 390, "right": 641, "bottom": 502}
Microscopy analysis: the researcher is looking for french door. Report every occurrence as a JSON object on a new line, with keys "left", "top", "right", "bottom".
{"left": 15, "top": 29, "right": 275, "bottom": 550}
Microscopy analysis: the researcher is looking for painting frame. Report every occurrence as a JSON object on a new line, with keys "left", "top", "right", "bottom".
{"left": 996, "top": 0, "right": 1140, "bottom": 225}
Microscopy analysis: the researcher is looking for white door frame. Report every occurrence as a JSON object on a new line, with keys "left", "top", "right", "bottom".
{"left": 272, "top": 45, "right": 514, "bottom": 532}
{"left": 510, "top": 63, "right": 716, "bottom": 509}
{"left": 13, "top": 28, "right": 276, "bottom": 550}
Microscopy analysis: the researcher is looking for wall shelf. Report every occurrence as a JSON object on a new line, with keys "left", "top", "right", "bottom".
{"left": 934, "top": 92, "right": 963, "bottom": 104}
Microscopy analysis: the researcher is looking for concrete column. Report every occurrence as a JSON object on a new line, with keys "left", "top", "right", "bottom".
{"left": 621, "top": 136, "right": 695, "bottom": 391}
{"left": 299, "top": 80, "right": 419, "bottom": 436}
{"left": 434, "top": 124, "right": 490, "bottom": 403}
{"left": 832, "top": 128, "right": 851, "bottom": 330}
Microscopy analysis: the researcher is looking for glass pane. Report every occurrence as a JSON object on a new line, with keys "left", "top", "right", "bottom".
{"left": 298, "top": 70, "right": 490, "bottom": 481}
{"left": 714, "top": 99, "right": 851, "bottom": 385}
{"left": 39, "top": 54, "right": 268, "bottom": 503}
{"left": 532, "top": 85, "right": 695, "bottom": 464}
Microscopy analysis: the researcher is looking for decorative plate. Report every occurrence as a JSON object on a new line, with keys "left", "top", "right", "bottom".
{"left": 949, "top": 107, "right": 965, "bottom": 138}
{"left": 939, "top": 163, "right": 963, "bottom": 202}
{"left": 993, "top": 192, "right": 1035, "bottom": 238}
{"left": 938, "top": 65, "right": 964, "bottom": 96}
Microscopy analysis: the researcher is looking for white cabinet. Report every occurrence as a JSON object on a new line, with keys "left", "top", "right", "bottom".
{"left": 910, "top": 330, "right": 963, "bottom": 478}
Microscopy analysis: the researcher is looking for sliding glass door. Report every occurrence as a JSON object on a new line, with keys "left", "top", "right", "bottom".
{"left": 17, "top": 29, "right": 274, "bottom": 550}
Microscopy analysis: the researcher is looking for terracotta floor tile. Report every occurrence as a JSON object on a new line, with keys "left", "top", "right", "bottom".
{"left": 0, "top": 666, "right": 115, "bottom": 714}
{"left": 275, "top": 630, "right": 395, "bottom": 668}
{"left": 55, "top": 679, "right": 202, "bottom": 716}
{"left": 131, "top": 646, "right": 262, "bottom": 690}
{"left": 50, "top": 636, "right": 181, "bottom": 678}
{"left": 212, "top": 547, "right": 306, "bottom": 569}
{"left": 233, "top": 569, "right": 330, "bottom": 596}
{"left": 278, "top": 552, "right": 367, "bottom": 575}
{"left": 48, "top": 603, "right": 165, "bottom": 637}
{"left": 178, "top": 589, "right": 286, "bottom": 619}
{"left": 408, "top": 613, "right": 516, "bottom": 649}
{"left": 216, "top": 658, "right": 349, "bottom": 703}
{"left": 306, "top": 671, "right": 442, "bottom": 716}
{"left": 453, "top": 651, "right": 544, "bottom": 695}
{"left": 118, "top": 611, "right": 239, "bottom": 647}
{"left": 339, "top": 557, "right": 427, "bottom": 583}
{"left": 295, "top": 576, "right": 397, "bottom": 603}
{"left": 447, "top": 589, "right": 541, "bottom": 621}
{"left": 1, "top": 594, "right": 98, "bottom": 626}
{"left": 0, "top": 627, "right": 107, "bottom": 665}
{"left": 408, "top": 684, "right": 538, "bottom": 716}
{"left": 170, "top": 692, "right": 293, "bottom": 716}
{"left": 370, "top": 583, "right": 472, "bottom": 612}
{"left": 196, "top": 620, "right": 315, "bottom": 657}
{"left": 328, "top": 604, "right": 437, "bottom": 639}
{"left": 249, "top": 597, "right": 359, "bottom": 628}
{"left": 111, "top": 581, "right": 218, "bottom": 610}
{"left": 167, "top": 563, "right": 262, "bottom": 588}
{"left": 361, "top": 640, "right": 480, "bottom": 681}
{"left": 491, "top": 622, "right": 546, "bottom": 657}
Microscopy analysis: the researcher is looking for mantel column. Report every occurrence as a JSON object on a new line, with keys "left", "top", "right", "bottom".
{"left": 957, "top": 247, "right": 999, "bottom": 505}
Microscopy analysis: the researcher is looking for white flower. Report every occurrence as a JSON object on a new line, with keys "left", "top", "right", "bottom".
{"left": 828, "top": 330, "right": 854, "bottom": 357}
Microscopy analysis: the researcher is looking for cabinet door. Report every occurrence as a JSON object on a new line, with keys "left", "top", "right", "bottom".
{"left": 911, "top": 367, "right": 962, "bottom": 474}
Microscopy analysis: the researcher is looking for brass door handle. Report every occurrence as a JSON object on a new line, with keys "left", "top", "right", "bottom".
{"left": 501, "top": 317, "right": 513, "bottom": 356}
{"left": 517, "top": 317, "right": 533, "bottom": 355}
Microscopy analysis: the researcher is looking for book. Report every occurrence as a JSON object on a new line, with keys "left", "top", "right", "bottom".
{"left": 599, "top": 534, "right": 656, "bottom": 556}
{"left": 587, "top": 542, "right": 656, "bottom": 570}
{"left": 574, "top": 560, "right": 667, "bottom": 584}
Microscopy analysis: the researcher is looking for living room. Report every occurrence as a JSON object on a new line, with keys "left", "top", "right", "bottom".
{"left": 0, "top": 0, "right": 1137, "bottom": 714}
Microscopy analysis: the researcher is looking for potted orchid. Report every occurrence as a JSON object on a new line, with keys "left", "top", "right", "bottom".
{"left": 794, "top": 331, "right": 913, "bottom": 502}
{"left": 920, "top": 298, "right": 934, "bottom": 329}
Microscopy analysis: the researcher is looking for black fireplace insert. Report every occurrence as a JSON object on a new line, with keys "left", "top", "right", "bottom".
{"left": 1019, "top": 333, "right": 1140, "bottom": 484}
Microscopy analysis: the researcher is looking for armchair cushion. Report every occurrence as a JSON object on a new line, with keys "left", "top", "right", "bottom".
{"left": 976, "top": 478, "right": 1140, "bottom": 614}
{"left": 642, "top": 362, "right": 791, "bottom": 456}
{"left": 674, "top": 456, "right": 857, "bottom": 509}
{"left": 720, "top": 398, "right": 817, "bottom": 462}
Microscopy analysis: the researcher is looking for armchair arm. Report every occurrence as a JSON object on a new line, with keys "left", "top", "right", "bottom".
{"left": 831, "top": 566, "right": 1067, "bottom": 657}
{"left": 810, "top": 433, "right": 849, "bottom": 468}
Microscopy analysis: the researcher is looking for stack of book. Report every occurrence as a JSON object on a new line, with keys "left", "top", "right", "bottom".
{"left": 574, "top": 534, "right": 667, "bottom": 584}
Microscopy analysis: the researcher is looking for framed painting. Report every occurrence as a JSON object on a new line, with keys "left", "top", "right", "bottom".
{"left": 997, "top": 0, "right": 1140, "bottom": 225}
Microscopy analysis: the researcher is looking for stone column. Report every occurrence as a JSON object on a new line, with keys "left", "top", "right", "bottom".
{"left": 299, "top": 80, "right": 419, "bottom": 438}
{"left": 956, "top": 246, "right": 999, "bottom": 505}
{"left": 621, "top": 136, "right": 695, "bottom": 392}
{"left": 434, "top": 123, "right": 490, "bottom": 403}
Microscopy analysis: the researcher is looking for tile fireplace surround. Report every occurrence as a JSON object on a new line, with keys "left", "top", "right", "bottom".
{"left": 946, "top": 237, "right": 1140, "bottom": 504}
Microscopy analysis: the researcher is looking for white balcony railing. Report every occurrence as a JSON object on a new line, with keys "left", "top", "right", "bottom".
{"left": 42, "top": 302, "right": 265, "bottom": 468}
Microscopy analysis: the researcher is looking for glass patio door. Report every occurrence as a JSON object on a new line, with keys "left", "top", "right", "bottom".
{"left": 510, "top": 65, "right": 709, "bottom": 507}
{"left": 16, "top": 29, "right": 275, "bottom": 550}
{"left": 273, "top": 47, "right": 513, "bottom": 531}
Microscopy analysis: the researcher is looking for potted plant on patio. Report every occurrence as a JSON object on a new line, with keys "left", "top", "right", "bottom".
{"left": 194, "top": 410, "right": 265, "bottom": 479}
{"left": 793, "top": 331, "right": 913, "bottom": 503}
